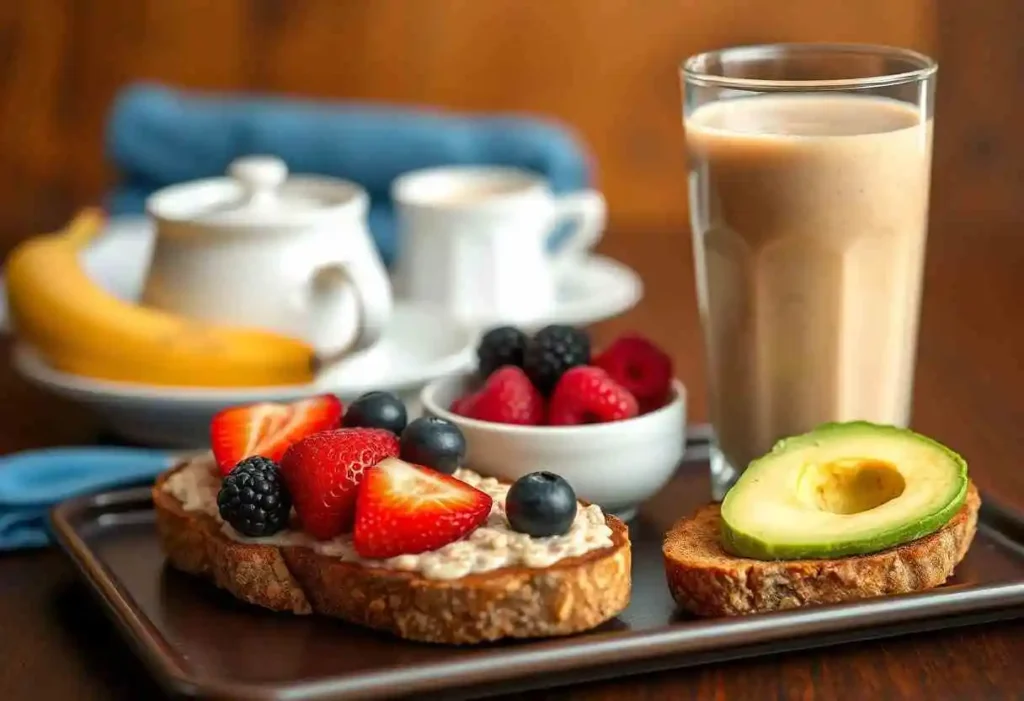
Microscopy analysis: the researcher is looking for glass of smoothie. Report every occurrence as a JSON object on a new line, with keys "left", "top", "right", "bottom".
{"left": 681, "top": 44, "right": 937, "bottom": 499}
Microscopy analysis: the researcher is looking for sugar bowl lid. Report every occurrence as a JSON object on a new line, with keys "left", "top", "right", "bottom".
{"left": 145, "top": 155, "right": 366, "bottom": 227}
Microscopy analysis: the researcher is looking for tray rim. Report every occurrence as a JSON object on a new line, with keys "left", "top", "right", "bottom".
{"left": 50, "top": 484, "right": 1024, "bottom": 701}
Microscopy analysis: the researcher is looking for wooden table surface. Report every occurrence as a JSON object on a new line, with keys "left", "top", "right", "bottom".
{"left": 0, "top": 220, "right": 1021, "bottom": 700}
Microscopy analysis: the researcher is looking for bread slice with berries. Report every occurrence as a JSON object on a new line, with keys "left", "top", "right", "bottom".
{"left": 153, "top": 457, "right": 631, "bottom": 644}
{"left": 662, "top": 482, "right": 980, "bottom": 617}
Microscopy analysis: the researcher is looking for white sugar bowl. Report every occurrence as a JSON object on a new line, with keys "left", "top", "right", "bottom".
{"left": 144, "top": 155, "right": 393, "bottom": 361}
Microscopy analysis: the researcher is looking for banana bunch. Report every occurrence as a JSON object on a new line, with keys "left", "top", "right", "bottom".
{"left": 5, "top": 209, "right": 316, "bottom": 387}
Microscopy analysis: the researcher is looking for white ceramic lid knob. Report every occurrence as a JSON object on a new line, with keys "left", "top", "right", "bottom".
{"left": 229, "top": 156, "right": 288, "bottom": 204}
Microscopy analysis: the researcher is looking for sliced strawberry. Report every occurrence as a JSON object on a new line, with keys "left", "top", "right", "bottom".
{"left": 353, "top": 458, "right": 493, "bottom": 559}
{"left": 280, "top": 428, "right": 399, "bottom": 539}
{"left": 210, "top": 395, "right": 343, "bottom": 475}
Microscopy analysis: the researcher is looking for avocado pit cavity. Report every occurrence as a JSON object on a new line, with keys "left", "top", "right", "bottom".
{"left": 798, "top": 458, "right": 905, "bottom": 515}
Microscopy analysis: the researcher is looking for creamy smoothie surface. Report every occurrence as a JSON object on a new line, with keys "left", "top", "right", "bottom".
{"left": 686, "top": 93, "right": 933, "bottom": 471}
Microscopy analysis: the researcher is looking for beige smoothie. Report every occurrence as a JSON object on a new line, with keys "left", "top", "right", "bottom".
{"left": 686, "top": 94, "right": 933, "bottom": 473}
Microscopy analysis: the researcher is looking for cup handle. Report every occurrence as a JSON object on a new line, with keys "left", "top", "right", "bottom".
{"left": 307, "top": 261, "right": 391, "bottom": 370}
{"left": 550, "top": 189, "right": 607, "bottom": 265}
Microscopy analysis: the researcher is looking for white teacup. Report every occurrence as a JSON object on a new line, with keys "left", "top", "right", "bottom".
{"left": 144, "top": 156, "right": 393, "bottom": 362}
{"left": 391, "top": 166, "right": 606, "bottom": 325}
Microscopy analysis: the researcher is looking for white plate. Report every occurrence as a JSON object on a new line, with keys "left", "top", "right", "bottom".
{"left": 0, "top": 215, "right": 643, "bottom": 333}
{"left": 13, "top": 300, "right": 476, "bottom": 447}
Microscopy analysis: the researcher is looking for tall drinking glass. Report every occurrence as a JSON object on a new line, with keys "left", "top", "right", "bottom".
{"left": 682, "top": 44, "right": 937, "bottom": 499}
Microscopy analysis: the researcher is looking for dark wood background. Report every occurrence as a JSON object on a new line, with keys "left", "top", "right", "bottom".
{"left": 2, "top": 0, "right": 1020, "bottom": 242}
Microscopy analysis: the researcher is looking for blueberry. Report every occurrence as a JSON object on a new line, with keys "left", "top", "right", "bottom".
{"left": 505, "top": 471, "right": 577, "bottom": 537}
{"left": 342, "top": 391, "right": 408, "bottom": 435}
{"left": 399, "top": 416, "right": 466, "bottom": 474}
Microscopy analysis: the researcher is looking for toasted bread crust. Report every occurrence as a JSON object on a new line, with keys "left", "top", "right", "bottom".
{"left": 153, "top": 464, "right": 631, "bottom": 644}
{"left": 659, "top": 483, "right": 978, "bottom": 614}
{"left": 663, "top": 482, "right": 980, "bottom": 617}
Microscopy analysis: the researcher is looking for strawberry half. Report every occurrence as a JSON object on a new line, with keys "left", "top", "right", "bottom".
{"left": 280, "top": 428, "right": 399, "bottom": 539}
{"left": 209, "top": 395, "right": 343, "bottom": 475}
{"left": 353, "top": 458, "right": 493, "bottom": 559}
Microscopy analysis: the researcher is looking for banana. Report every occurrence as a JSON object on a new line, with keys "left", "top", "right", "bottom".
{"left": 5, "top": 209, "right": 317, "bottom": 387}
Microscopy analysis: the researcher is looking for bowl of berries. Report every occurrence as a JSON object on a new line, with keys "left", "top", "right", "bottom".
{"left": 420, "top": 325, "right": 686, "bottom": 518}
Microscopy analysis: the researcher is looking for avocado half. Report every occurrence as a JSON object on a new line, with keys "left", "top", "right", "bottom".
{"left": 719, "top": 421, "right": 968, "bottom": 561}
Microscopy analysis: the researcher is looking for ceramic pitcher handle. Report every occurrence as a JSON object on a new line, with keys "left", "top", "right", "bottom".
{"left": 550, "top": 190, "right": 607, "bottom": 264}
{"left": 308, "top": 261, "right": 391, "bottom": 369}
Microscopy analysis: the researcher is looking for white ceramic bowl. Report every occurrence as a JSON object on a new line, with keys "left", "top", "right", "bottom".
{"left": 421, "top": 373, "right": 687, "bottom": 518}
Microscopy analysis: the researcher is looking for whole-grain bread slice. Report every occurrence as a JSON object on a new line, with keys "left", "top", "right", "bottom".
{"left": 153, "top": 463, "right": 631, "bottom": 644}
{"left": 663, "top": 482, "right": 980, "bottom": 617}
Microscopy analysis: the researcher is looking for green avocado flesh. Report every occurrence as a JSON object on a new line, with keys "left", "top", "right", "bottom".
{"left": 719, "top": 422, "right": 968, "bottom": 561}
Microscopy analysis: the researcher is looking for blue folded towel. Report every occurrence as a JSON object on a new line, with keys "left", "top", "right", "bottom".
{"left": 105, "top": 83, "right": 595, "bottom": 264}
{"left": 0, "top": 447, "right": 181, "bottom": 550}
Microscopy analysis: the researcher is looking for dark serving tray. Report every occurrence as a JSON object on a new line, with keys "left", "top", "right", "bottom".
{"left": 50, "top": 450, "right": 1024, "bottom": 701}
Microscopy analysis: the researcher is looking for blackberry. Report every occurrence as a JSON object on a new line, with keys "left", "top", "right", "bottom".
{"left": 523, "top": 325, "right": 590, "bottom": 395}
{"left": 217, "top": 456, "right": 291, "bottom": 538}
{"left": 476, "top": 326, "right": 528, "bottom": 378}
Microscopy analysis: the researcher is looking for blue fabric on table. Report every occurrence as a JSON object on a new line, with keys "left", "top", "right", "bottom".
{"left": 105, "top": 83, "right": 596, "bottom": 265}
{"left": 0, "top": 447, "right": 178, "bottom": 551}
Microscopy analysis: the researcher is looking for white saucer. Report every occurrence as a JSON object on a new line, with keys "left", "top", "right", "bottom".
{"left": 461, "top": 254, "right": 643, "bottom": 332}
{"left": 12, "top": 301, "right": 476, "bottom": 448}
{"left": 0, "top": 215, "right": 643, "bottom": 333}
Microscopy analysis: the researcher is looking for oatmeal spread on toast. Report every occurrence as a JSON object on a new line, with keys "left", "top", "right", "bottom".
{"left": 164, "top": 455, "right": 615, "bottom": 580}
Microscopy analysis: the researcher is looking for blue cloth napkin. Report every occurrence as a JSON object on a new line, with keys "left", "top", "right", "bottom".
{"left": 105, "top": 83, "right": 595, "bottom": 265}
{"left": 0, "top": 447, "right": 180, "bottom": 550}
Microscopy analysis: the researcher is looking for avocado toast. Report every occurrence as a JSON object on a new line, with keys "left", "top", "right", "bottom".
{"left": 663, "top": 422, "right": 979, "bottom": 616}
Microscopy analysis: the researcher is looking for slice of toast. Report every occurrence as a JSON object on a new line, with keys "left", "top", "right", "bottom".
{"left": 153, "top": 463, "right": 631, "bottom": 644}
{"left": 663, "top": 482, "right": 980, "bottom": 617}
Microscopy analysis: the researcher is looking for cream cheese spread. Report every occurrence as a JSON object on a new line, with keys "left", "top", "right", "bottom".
{"left": 163, "top": 455, "right": 615, "bottom": 580}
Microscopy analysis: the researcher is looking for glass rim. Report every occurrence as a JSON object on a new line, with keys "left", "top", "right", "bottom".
{"left": 682, "top": 42, "right": 937, "bottom": 91}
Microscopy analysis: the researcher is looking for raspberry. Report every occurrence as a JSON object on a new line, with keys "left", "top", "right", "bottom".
{"left": 523, "top": 325, "right": 590, "bottom": 395}
{"left": 593, "top": 334, "right": 673, "bottom": 405}
{"left": 476, "top": 326, "right": 528, "bottom": 378}
{"left": 466, "top": 366, "right": 545, "bottom": 425}
{"left": 217, "top": 456, "right": 292, "bottom": 538}
{"left": 548, "top": 366, "right": 639, "bottom": 425}
{"left": 449, "top": 393, "right": 477, "bottom": 416}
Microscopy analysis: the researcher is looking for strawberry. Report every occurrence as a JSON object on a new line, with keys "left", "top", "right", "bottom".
{"left": 592, "top": 334, "right": 673, "bottom": 406}
{"left": 280, "top": 428, "right": 399, "bottom": 539}
{"left": 353, "top": 458, "right": 493, "bottom": 559}
{"left": 209, "top": 395, "right": 343, "bottom": 475}
{"left": 465, "top": 365, "right": 545, "bottom": 425}
{"left": 548, "top": 366, "right": 639, "bottom": 425}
